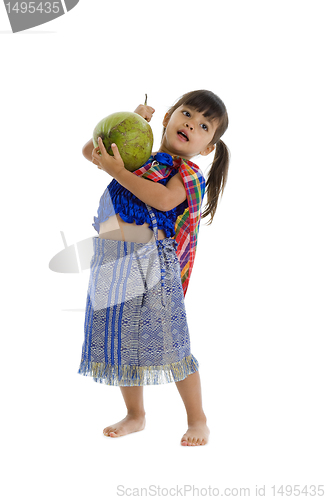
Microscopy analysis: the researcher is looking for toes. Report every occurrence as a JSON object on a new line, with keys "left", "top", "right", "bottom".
{"left": 181, "top": 435, "right": 206, "bottom": 446}
{"left": 103, "top": 427, "right": 116, "bottom": 437}
{"left": 181, "top": 436, "right": 194, "bottom": 446}
{"left": 181, "top": 435, "right": 189, "bottom": 446}
{"left": 194, "top": 437, "right": 205, "bottom": 445}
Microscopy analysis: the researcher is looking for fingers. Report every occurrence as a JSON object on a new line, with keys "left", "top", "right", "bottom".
{"left": 111, "top": 143, "right": 122, "bottom": 160}
{"left": 92, "top": 157, "right": 100, "bottom": 166}
{"left": 144, "top": 106, "right": 155, "bottom": 115}
{"left": 144, "top": 106, "right": 155, "bottom": 122}
{"left": 92, "top": 138, "right": 106, "bottom": 161}
{"left": 92, "top": 140, "right": 124, "bottom": 174}
{"left": 97, "top": 136, "right": 105, "bottom": 152}
{"left": 92, "top": 155, "right": 101, "bottom": 169}
{"left": 93, "top": 138, "right": 119, "bottom": 159}
{"left": 91, "top": 150, "right": 99, "bottom": 161}
{"left": 134, "top": 104, "right": 155, "bottom": 122}
{"left": 110, "top": 143, "right": 125, "bottom": 170}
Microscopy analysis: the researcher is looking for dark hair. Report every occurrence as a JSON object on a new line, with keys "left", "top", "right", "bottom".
{"left": 162, "top": 90, "right": 230, "bottom": 225}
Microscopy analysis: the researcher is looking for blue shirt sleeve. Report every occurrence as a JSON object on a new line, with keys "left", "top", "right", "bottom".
{"left": 92, "top": 169, "right": 188, "bottom": 237}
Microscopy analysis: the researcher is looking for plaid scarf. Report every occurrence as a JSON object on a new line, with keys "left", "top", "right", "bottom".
{"left": 133, "top": 154, "right": 206, "bottom": 296}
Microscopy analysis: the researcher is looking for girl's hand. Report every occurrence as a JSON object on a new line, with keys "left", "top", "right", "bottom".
{"left": 92, "top": 138, "right": 124, "bottom": 177}
{"left": 134, "top": 104, "right": 155, "bottom": 122}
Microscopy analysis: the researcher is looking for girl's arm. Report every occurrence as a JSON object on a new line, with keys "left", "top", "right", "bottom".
{"left": 116, "top": 167, "right": 187, "bottom": 212}
{"left": 82, "top": 139, "right": 94, "bottom": 162}
{"left": 93, "top": 139, "right": 186, "bottom": 212}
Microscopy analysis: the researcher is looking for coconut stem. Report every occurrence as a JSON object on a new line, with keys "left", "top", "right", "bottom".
{"left": 144, "top": 94, "right": 148, "bottom": 105}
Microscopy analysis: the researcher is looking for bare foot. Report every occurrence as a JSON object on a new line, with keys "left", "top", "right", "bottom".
{"left": 181, "top": 420, "right": 210, "bottom": 446}
{"left": 103, "top": 413, "right": 146, "bottom": 438}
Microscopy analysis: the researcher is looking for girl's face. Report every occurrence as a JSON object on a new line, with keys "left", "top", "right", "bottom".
{"left": 160, "top": 105, "right": 218, "bottom": 160}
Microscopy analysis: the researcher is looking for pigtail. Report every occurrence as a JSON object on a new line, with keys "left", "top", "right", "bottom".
{"left": 201, "top": 139, "right": 230, "bottom": 225}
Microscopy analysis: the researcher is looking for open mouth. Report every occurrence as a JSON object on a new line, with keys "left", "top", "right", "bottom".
{"left": 177, "top": 131, "right": 189, "bottom": 141}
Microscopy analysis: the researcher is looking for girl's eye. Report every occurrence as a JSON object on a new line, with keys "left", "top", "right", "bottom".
{"left": 182, "top": 110, "right": 208, "bottom": 130}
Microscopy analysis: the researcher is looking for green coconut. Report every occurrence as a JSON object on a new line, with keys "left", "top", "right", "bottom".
{"left": 93, "top": 111, "right": 154, "bottom": 172}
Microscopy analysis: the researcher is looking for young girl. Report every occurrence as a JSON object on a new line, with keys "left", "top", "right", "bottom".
{"left": 78, "top": 89, "right": 230, "bottom": 446}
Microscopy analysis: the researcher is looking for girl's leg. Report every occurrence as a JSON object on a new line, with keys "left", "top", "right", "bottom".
{"left": 103, "top": 386, "right": 146, "bottom": 438}
{"left": 175, "top": 370, "right": 210, "bottom": 446}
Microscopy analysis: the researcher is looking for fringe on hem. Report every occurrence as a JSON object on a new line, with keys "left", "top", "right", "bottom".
{"left": 77, "top": 354, "right": 199, "bottom": 386}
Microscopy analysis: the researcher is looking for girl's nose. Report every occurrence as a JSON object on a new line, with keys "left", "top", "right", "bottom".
{"left": 185, "top": 122, "right": 194, "bottom": 130}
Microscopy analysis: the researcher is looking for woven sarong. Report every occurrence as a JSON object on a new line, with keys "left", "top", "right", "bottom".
{"left": 77, "top": 204, "right": 199, "bottom": 386}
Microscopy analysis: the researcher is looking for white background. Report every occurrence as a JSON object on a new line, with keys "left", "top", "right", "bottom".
{"left": 1, "top": 1, "right": 325, "bottom": 498}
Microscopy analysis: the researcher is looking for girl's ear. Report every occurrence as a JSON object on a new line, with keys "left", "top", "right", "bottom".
{"left": 200, "top": 144, "right": 216, "bottom": 157}
{"left": 162, "top": 112, "right": 170, "bottom": 127}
